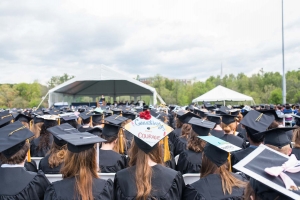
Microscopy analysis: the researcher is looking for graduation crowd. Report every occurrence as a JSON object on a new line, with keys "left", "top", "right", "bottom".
{"left": 0, "top": 102, "right": 300, "bottom": 200}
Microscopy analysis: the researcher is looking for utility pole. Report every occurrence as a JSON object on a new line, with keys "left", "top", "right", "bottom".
{"left": 282, "top": 0, "right": 286, "bottom": 104}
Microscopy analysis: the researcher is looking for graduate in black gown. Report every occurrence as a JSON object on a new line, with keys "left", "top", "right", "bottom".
{"left": 30, "top": 116, "right": 58, "bottom": 157}
{"left": 168, "top": 110, "right": 185, "bottom": 145}
{"left": 176, "top": 117, "right": 215, "bottom": 174}
{"left": 206, "top": 114, "right": 225, "bottom": 138}
{"left": 183, "top": 136, "right": 247, "bottom": 200}
{"left": 231, "top": 110, "right": 275, "bottom": 171}
{"left": 174, "top": 112, "right": 201, "bottom": 156}
{"left": 0, "top": 121, "right": 50, "bottom": 200}
{"left": 114, "top": 112, "right": 185, "bottom": 199}
{"left": 44, "top": 132, "right": 114, "bottom": 200}
{"left": 98, "top": 123, "right": 127, "bottom": 173}
{"left": 39, "top": 123, "right": 78, "bottom": 174}
{"left": 220, "top": 113, "right": 247, "bottom": 149}
{"left": 78, "top": 112, "right": 93, "bottom": 132}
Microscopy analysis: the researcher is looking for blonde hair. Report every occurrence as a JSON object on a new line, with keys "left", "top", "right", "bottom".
{"left": 292, "top": 126, "right": 300, "bottom": 148}
{"left": 265, "top": 144, "right": 291, "bottom": 155}
{"left": 221, "top": 122, "right": 237, "bottom": 134}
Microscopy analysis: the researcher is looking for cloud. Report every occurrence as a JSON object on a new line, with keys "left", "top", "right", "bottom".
{"left": 0, "top": 0, "right": 300, "bottom": 85}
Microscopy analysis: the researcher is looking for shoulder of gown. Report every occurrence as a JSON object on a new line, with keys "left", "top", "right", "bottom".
{"left": 114, "top": 165, "right": 185, "bottom": 200}
{"left": 0, "top": 169, "right": 50, "bottom": 200}
{"left": 176, "top": 150, "right": 202, "bottom": 174}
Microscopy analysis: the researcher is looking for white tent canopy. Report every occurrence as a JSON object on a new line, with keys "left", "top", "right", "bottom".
{"left": 192, "top": 85, "right": 254, "bottom": 104}
{"left": 47, "top": 65, "right": 165, "bottom": 107}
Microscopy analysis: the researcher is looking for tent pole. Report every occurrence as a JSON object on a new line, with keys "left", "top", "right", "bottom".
{"left": 223, "top": 100, "right": 225, "bottom": 106}
{"left": 37, "top": 91, "right": 49, "bottom": 109}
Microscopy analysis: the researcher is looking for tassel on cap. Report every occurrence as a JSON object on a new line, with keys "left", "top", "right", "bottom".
{"left": 228, "top": 153, "right": 232, "bottom": 172}
{"left": 26, "top": 139, "right": 31, "bottom": 162}
{"left": 163, "top": 136, "right": 171, "bottom": 162}
{"left": 119, "top": 130, "right": 124, "bottom": 154}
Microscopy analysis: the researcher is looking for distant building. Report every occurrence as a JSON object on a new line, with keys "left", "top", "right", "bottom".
{"left": 138, "top": 77, "right": 194, "bottom": 85}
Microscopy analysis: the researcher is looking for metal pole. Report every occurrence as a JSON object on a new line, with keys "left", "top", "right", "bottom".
{"left": 282, "top": 0, "right": 286, "bottom": 104}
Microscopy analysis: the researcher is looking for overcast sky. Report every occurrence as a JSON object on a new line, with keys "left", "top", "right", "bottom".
{"left": 1, "top": 0, "right": 300, "bottom": 84}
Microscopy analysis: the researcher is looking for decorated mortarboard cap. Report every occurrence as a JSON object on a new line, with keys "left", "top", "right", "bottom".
{"left": 59, "top": 132, "right": 106, "bottom": 153}
{"left": 200, "top": 135, "right": 241, "bottom": 167}
{"left": 240, "top": 110, "right": 274, "bottom": 138}
{"left": 87, "top": 127, "right": 102, "bottom": 136}
{"left": 178, "top": 112, "right": 201, "bottom": 123}
{"left": 233, "top": 145, "right": 300, "bottom": 200}
{"left": 0, "top": 111, "right": 13, "bottom": 127}
{"left": 206, "top": 114, "right": 221, "bottom": 124}
{"left": 47, "top": 123, "right": 79, "bottom": 146}
{"left": 124, "top": 114, "right": 173, "bottom": 154}
{"left": 0, "top": 121, "right": 34, "bottom": 158}
{"left": 43, "top": 115, "right": 60, "bottom": 127}
{"left": 188, "top": 117, "right": 216, "bottom": 136}
{"left": 221, "top": 114, "right": 236, "bottom": 125}
{"left": 105, "top": 114, "right": 128, "bottom": 126}
{"left": 263, "top": 127, "right": 295, "bottom": 148}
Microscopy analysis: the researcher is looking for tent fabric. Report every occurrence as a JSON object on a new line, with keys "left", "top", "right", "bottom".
{"left": 192, "top": 85, "right": 254, "bottom": 103}
{"left": 48, "top": 65, "right": 165, "bottom": 106}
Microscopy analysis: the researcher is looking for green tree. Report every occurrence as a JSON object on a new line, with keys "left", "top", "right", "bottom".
{"left": 269, "top": 88, "right": 282, "bottom": 104}
{"left": 47, "top": 73, "right": 74, "bottom": 89}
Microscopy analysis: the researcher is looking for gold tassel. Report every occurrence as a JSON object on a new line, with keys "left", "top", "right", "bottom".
{"left": 119, "top": 130, "right": 124, "bottom": 154}
{"left": 29, "top": 120, "right": 33, "bottom": 130}
{"left": 90, "top": 116, "right": 92, "bottom": 127}
{"left": 228, "top": 153, "right": 232, "bottom": 172}
{"left": 163, "top": 136, "right": 171, "bottom": 162}
{"left": 26, "top": 139, "right": 31, "bottom": 162}
{"left": 58, "top": 118, "right": 60, "bottom": 125}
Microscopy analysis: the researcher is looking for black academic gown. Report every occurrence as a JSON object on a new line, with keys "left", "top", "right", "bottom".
{"left": 210, "top": 129, "right": 225, "bottom": 138}
{"left": 236, "top": 123, "right": 248, "bottom": 142}
{"left": 231, "top": 147, "right": 256, "bottom": 173}
{"left": 222, "top": 134, "right": 247, "bottom": 149}
{"left": 39, "top": 154, "right": 63, "bottom": 174}
{"left": 44, "top": 177, "right": 114, "bottom": 200}
{"left": 292, "top": 148, "right": 300, "bottom": 160}
{"left": 30, "top": 136, "right": 53, "bottom": 157}
{"left": 174, "top": 136, "right": 188, "bottom": 156}
{"left": 99, "top": 149, "right": 127, "bottom": 173}
{"left": 169, "top": 128, "right": 182, "bottom": 144}
{"left": 77, "top": 126, "right": 93, "bottom": 132}
{"left": 183, "top": 173, "right": 246, "bottom": 200}
{"left": 0, "top": 167, "right": 50, "bottom": 200}
{"left": 176, "top": 150, "right": 202, "bottom": 174}
{"left": 114, "top": 164, "right": 185, "bottom": 200}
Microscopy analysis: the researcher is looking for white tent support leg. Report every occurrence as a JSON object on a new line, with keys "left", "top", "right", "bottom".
{"left": 37, "top": 91, "right": 49, "bottom": 109}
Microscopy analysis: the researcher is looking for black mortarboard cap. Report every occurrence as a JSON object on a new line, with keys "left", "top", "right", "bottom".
{"left": 61, "top": 114, "right": 78, "bottom": 122}
{"left": 221, "top": 114, "right": 236, "bottom": 125}
{"left": 0, "top": 111, "right": 13, "bottom": 127}
{"left": 263, "top": 127, "right": 295, "bottom": 148}
{"left": 219, "top": 106, "right": 230, "bottom": 115}
{"left": 258, "top": 109, "right": 284, "bottom": 122}
{"left": 59, "top": 132, "right": 106, "bottom": 153}
{"left": 92, "top": 114, "right": 103, "bottom": 123}
{"left": 150, "top": 109, "right": 159, "bottom": 117}
{"left": 203, "top": 102, "right": 216, "bottom": 111}
{"left": 87, "top": 127, "right": 102, "bottom": 136}
{"left": 178, "top": 112, "right": 201, "bottom": 123}
{"left": 102, "top": 123, "right": 120, "bottom": 137}
{"left": 79, "top": 112, "right": 91, "bottom": 121}
{"left": 112, "top": 108, "right": 122, "bottom": 115}
{"left": 47, "top": 123, "right": 79, "bottom": 146}
{"left": 104, "top": 115, "right": 128, "bottom": 126}
{"left": 43, "top": 115, "right": 59, "bottom": 128}
{"left": 176, "top": 110, "right": 186, "bottom": 117}
{"left": 206, "top": 114, "right": 221, "bottom": 124}
{"left": 188, "top": 117, "right": 216, "bottom": 136}
{"left": 240, "top": 110, "right": 274, "bottom": 138}
{"left": 0, "top": 121, "right": 34, "bottom": 158}
{"left": 122, "top": 112, "right": 136, "bottom": 121}
{"left": 14, "top": 113, "right": 32, "bottom": 123}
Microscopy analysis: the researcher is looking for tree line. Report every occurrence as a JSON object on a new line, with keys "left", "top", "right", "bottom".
{"left": 150, "top": 70, "right": 300, "bottom": 105}
{"left": 0, "top": 70, "right": 299, "bottom": 108}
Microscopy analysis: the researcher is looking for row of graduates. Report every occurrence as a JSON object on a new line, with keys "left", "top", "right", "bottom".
{"left": 1, "top": 105, "right": 300, "bottom": 199}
